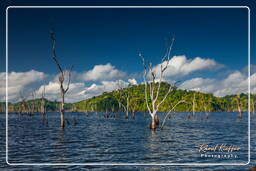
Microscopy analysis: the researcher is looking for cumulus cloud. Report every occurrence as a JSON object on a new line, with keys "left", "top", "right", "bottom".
{"left": 0, "top": 70, "right": 47, "bottom": 102}
{"left": 151, "top": 55, "right": 223, "bottom": 78}
{"left": 36, "top": 81, "right": 87, "bottom": 103}
{"left": 35, "top": 79, "right": 131, "bottom": 103}
{"left": 128, "top": 78, "right": 137, "bottom": 85}
{"left": 79, "top": 63, "right": 126, "bottom": 81}
{"left": 82, "top": 80, "right": 129, "bottom": 100}
{"left": 179, "top": 71, "right": 256, "bottom": 97}
{"left": 242, "top": 64, "right": 256, "bottom": 75}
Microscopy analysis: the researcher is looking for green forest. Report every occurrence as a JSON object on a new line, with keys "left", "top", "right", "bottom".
{"left": 1, "top": 82, "right": 255, "bottom": 113}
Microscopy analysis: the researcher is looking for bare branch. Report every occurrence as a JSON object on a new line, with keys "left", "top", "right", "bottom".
{"left": 139, "top": 53, "right": 152, "bottom": 114}
{"left": 64, "top": 65, "right": 74, "bottom": 93}
{"left": 50, "top": 30, "right": 64, "bottom": 75}
{"left": 160, "top": 99, "right": 187, "bottom": 129}
{"left": 156, "top": 83, "right": 174, "bottom": 111}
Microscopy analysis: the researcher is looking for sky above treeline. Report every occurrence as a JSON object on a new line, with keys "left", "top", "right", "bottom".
{"left": 1, "top": 7, "right": 255, "bottom": 102}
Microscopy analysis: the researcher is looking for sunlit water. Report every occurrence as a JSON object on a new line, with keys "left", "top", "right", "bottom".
{"left": 0, "top": 112, "right": 254, "bottom": 170}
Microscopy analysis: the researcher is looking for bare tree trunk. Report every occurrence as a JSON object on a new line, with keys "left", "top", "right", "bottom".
{"left": 252, "top": 98, "right": 255, "bottom": 115}
{"left": 160, "top": 100, "right": 186, "bottom": 129}
{"left": 140, "top": 37, "right": 175, "bottom": 130}
{"left": 31, "top": 91, "right": 36, "bottom": 115}
{"left": 150, "top": 113, "right": 156, "bottom": 129}
{"left": 60, "top": 89, "right": 65, "bottom": 128}
{"left": 41, "top": 98, "right": 46, "bottom": 114}
{"left": 192, "top": 93, "right": 195, "bottom": 117}
{"left": 204, "top": 105, "right": 209, "bottom": 119}
{"left": 236, "top": 95, "right": 242, "bottom": 119}
{"left": 132, "top": 109, "right": 135, "bottom": 119}
{"left": 50, "top": 30, "right": 73, "bottom": 129}
{"left": 115, "top": 80, "right": 130, "bottom": 119}
{"left": 125, "top": 96, "right": 129, "bottom": 119}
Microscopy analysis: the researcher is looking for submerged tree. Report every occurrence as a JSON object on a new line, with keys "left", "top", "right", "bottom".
{"left": 140, "top": 37, "right": 175, "bottom": 130}
{"left": 50, "top": 30, "right": 73, "bottom": 129}
{"left": 203, "top": 97, "right": 210, "bottom": 119}
{"left": 30, "top": 90, "right": 36, "bottom": 115}
{"left": 19, "top": 91, "right": 28, "bottom": 114}
{"left": 41, "top": 85, "right": 46, "bottom": 115}
{"left": 114, "top": 80, "right": 130, "bottom": 119}
{"left": 235, "top": 94, "right": 242, "bottom": 119}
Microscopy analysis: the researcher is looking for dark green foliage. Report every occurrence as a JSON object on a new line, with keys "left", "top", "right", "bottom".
{"left": 74, "top": 83, "right": 255, "bottom": 112}
{"left": 4, "top": 99, "right": 73, "bottom": 113}
{"left": 1, "top": 82, "right": 255, "bottom": 113}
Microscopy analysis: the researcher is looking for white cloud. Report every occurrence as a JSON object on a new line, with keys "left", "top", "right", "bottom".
{"left": 81, "top": 80, "right": 129, "bottom": 100}
{"left": 151, "top": 55, "right": 223, "bottom": 78}
{"left": 35, "top": 79, "right": 130, "bottom": 103}
{"left": 179, "top": 71, "right": 256, "bottom": 97}
{"left": 242, "top": 64, "right": 256, "bottom": 75}
{"left": 0, "top": 70, "right": 47, "bottom": 102}
{"left": 128, "top": 78, "right": 137, "bottom": 85}
{"left": 79, "top": 63, "right": 126, "bottom": 81}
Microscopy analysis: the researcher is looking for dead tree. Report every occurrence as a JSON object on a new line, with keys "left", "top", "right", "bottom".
{"left": 203, "top": 99, "right": 209, "bottom": 119}
{"left": 129, "top": 95, "right": 139, "bottom": 120}
{"left": 139, "top": 37, "right": 175, "bottom": 130}
{"left": 115, "top": 80, "right": 129, "bottom": 119}
{"left": 192, "top": 93, "right": 196, "bottom": 116}
{"left": 30, "top": 90, "right": 36, "bottom": 115}
{"left": 236, "top": 94, "right": 242, "bottom": 119}
{"left": 50, "top": 30, "right": 73, "bottom": 129}
{"left": 187, "top": 93, "right": 196, "bottom": 119}
{"left": 41, "top": 85, "right": 46, "bottom": 115}
{"left": 160, "top": 99, "right": 187, "bottom": 129}
{"left": 19, "top": 91, "right": 28, "bottom": 114}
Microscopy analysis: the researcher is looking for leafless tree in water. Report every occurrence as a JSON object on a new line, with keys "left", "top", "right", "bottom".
{"left": 50, "top": 30, "right": 73, "bottom": 129}
{"left": 19, "top": 91, "right": 28, "bottom": 114}
{"left": 30, "top": 90, "right": 36, "bottom": 115}
{"left": 41, "top": 85, "right": 46, "bottom": 115}
{"left": 139, "top": 37, "right": 176, "bottom": 130}
{"left": 115, "top": 80, "right": 130, "bottom": 119}
{"left": 235, "top": 94, "right": 242, "bottom": 119}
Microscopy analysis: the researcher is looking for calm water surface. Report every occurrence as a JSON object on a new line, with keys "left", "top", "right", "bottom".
{"left": 0, "top": 112, "right": 254, "bottom": 170}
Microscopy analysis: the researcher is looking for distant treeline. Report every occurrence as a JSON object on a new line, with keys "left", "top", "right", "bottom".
{"left": 1, "top": 83, "right": 255, "bottom": 113}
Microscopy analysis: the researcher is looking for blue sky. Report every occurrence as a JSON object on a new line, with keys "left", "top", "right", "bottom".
{"left": 0, "top": 6, "right": 255, "bottom": 102}
{"left": 6, "top": 8, "right": 248, "bottom": 74}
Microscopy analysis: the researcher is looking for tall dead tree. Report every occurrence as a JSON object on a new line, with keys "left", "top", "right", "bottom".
{"left": 139, "top": 37, "right": 175, "bottom": 130}
{"left": 115, "top": 80, "right": 130, "bottom": 119}
{"left": 236, "top": 94, "right": 242, "bottom": 119}
{"left": 203, "top": 98, "right": 209, "bottom": 119}
{"left": 19, "top": 91, "right": 28, "bottom": 114}
{"left": 192, "top": 93, "right": 196, "bottom": 116}
{"left": 50, "top": 30, "right": 73, "bottom": 129}
{"left": 30, "top": 90, "right": 36, "bottom": 115}
{"left": 41, "top": 85, "right": 46, "bottom": 115}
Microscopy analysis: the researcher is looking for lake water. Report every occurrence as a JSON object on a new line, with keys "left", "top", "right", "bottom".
{"left": 0, "top": 112, "right": 255, "bottom": 170}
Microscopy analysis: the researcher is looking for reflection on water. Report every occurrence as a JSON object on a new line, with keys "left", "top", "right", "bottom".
{"left": 0, "top": 112, "right": 253, "bottom": 170}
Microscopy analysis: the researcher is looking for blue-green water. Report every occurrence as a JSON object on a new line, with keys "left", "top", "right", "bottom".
{"left": 0, "top": 112, "right": 254, "bottom": 170}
